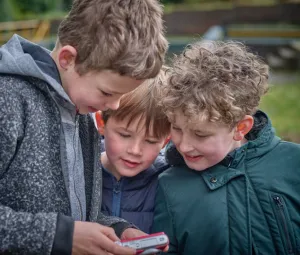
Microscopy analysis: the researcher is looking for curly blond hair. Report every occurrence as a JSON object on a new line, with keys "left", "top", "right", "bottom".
{"left": 57, "top": 0, "right": 168, "bottom": 79}
{"left": 102, "top": 68, "right": 170, "bottom": 139}
{"left": 162, "top": 41, "right": 269, "bottom": 126}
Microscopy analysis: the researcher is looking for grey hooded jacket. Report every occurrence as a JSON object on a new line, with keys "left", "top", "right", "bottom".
{"left": 0, "top": 35, "right": 132, "bottom": 254}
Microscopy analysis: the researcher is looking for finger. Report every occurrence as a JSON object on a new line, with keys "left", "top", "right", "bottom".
{"left": 98, "top": 250, "right": 109, "bottom": 255}
{"left": 163, "top": 245, "right": 169, "bottom": 252}
{"left": 97, "top": 234, "right": 135, "bottom": 255}
{"left": 101, "top": 226, "right": 120, "bottom": 242}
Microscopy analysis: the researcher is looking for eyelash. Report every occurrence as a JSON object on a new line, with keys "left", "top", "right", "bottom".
{"left": 119, "top": 133, "right": 130, "bottom": 138}
{"left": 101, "top": 90, "right": 113, "bottom": 97}
{"left": 146, "top": 140, "right": 158, "bottom": 144}
{"left": 172, "top": 126, "right": 181, "bottom": 132}
{"left": 195, "top": 133, "right": 208, "bottom": 138}
{"left": 119, "top": 133, "right": 157, "bottom": 144}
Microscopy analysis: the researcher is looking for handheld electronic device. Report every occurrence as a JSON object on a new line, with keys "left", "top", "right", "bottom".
{"left": 115, "top": 232, "right": 169, "bottom": 255}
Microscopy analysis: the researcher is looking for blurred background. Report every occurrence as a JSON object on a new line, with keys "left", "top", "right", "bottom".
{"left": 0, "top": 0, "right": 299, "bottom": 142}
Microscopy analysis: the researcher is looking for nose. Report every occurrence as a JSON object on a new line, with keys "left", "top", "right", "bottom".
{"left": 105, "top": 99, "right": 120, "bottom": 110}
{"left": 127, "top": 140, "right": 142, "bottom": 156}
{"left": 178, "top": 134, "right": 194, "bottom": 153}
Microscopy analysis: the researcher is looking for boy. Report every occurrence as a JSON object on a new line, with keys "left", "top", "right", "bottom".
{"left": 152, "top": 41, "right": 300, "bottom": 254}
{"left": 95, "top": 72, "right": 170, "bottom": 234}
{"left": 0, "top": 0, "right": 168, "bottom": 254}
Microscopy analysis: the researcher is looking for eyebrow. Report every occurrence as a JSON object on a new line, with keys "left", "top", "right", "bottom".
{"left": 194, "top": 129, "right": 212, "bottom": 134}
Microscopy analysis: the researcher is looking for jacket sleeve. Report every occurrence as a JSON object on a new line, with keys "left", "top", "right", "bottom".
{"left": 96, "top": 212, "right": 137, "bottom": 237}
{"left": 0, "top": 87, "right": 74, "bottom": 254}
{"left": 0, "top": 204, "right": 58, "bottom": 254}
{"left": 152, "top": 179, "right": 178, "bottom": 254}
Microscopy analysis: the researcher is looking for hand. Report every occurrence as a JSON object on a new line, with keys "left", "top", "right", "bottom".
{"left": 72, "top": 221, "right": 136, "bottom": 255}
{"left": 121, "top": 228, "right": 169, "bottom": 254}
{"left": 121, "top": 228, "right": 147, "bottom": 239}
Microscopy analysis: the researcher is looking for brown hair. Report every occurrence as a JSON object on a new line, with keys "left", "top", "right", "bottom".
{"left": 161, "top": 41, "right": 269, "bottom": 126}
{"left": 102, "top": 69, "right": 170, "bottom": 139}
{"left": 57, "top": 0, "right": 168, "bottom": 79}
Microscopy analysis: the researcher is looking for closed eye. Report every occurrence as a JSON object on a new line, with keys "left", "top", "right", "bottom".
{"left": 172, "top": 126, "right": 182, "bottom": 132}
{"left": 195, "top": 133, "right": 209, "bottom": 138}
{"left": 119, "top": 132, "right": 130, "bottom": 138}
{"left": 146, "top": 139, "right": 158, "bottom": 144}
{"left": 101, "top": 90, "right": 113, "bottom": 97}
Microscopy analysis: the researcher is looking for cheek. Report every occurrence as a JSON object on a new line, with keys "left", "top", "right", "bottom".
{"left": 142, "top": 145, "right": 163, "bottom": 164}
{"left": 170, "top": 131, "right": 181, "bottom": 145}
{"left": 202, "top": 138, "right": 232, "bottom": 160}
{"left": 70, "top": 86, "right": 94, "bottom": 106}
{"left": 104, "top": 134, "right": 123, "bottom": 158}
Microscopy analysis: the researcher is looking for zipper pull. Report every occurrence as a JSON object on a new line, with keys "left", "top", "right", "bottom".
{"left": 113, "top": 180, "right": 121, "bottom": 194}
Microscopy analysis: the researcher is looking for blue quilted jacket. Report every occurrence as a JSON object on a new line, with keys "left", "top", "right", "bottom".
{"left": 101, "top": 151, "right": 169, "bottom": 233}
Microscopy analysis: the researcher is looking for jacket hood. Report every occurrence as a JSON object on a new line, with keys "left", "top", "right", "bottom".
{"left": 0, "top": 34, "right": 71, "bottom": 103}
{"left": 166, "top": 110, "right": 280, "bottom": 167}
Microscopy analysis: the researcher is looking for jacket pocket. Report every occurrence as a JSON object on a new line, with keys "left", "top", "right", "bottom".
{"left": 271, "top": 193, "right": 294, "bottom": 254}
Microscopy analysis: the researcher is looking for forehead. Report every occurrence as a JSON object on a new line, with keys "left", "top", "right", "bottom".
{"left": 88, "top": 70, "right": 144, "bottom": 94}
{"left": 108, "top": 114, "right": 157, "bottom": 135}
{"left": 173, "top": 110, "right": 229, "bottom": 132}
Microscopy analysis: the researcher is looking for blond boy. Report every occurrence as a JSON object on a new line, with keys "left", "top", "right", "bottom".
{"left": 0, "top": 0, "right": 168, "bottom": 254}
{"left": 152, "top": 41, "right": 300, "bottom": 254}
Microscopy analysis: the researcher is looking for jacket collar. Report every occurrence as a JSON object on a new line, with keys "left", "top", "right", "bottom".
{"left": 166, "top": 110, "right": 281, "bottom": 190}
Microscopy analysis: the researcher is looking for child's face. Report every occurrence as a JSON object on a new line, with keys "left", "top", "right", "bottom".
{"left": 170, "top": 110, "right": 242, "bottom": 171}
{"left": 102, "top": 115, "right": 166, "bottom": 179}
{"left": 62, "top": 69, "right": 144, "bottom": 114}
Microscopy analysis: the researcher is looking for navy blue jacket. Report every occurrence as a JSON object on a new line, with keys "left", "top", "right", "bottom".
{"left": 101, "top": 151, "right": 169, "bottom": 233}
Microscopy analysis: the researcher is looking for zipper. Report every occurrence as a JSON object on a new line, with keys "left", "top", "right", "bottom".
{"left": 112, "top": 180, "right": 122, "bottom": 217}
{"left": 273, "top": 195, "right": 293, "bottom": 254}
{"left": 73, "top": 113, "right": 83, "bottom": 220}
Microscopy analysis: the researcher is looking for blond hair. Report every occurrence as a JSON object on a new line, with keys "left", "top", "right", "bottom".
{"left": 162, "top": 41, "right": 269, "bottom": 126}
{"left": 102, "top": 69, "right": 170, "bottom": 139}
{"left": 57, "top": 0, "right": 168, "bottom": 79}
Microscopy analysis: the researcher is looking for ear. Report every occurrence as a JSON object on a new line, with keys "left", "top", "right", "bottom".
{"left": 95, "top": 111, "right": 105, "bottom": 135}
{"left": 58, "top": 45, "right": 77, "bottom": 70}
{"left": 233, "top": 115, "right": 254, "bottom": 141}
{"left": 162, "top": 135, "right": 171, "bottom": 148}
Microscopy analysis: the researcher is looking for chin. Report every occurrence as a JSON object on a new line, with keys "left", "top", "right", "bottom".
{"left": 191, "top": 167, "right": 207, "bottom": 172}
{"left": 185, "top": 162, "right": 207, "bottom": 172}
{"left": 121, "top": 170, "right": 142, "bottom": 178}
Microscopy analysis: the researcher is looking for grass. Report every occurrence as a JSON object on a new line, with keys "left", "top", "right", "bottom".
{"left": 163, "top": 0, "right": 278, "bottom": 14}
{"left": 259, "top": 79, "right": 300, "bottom": 143}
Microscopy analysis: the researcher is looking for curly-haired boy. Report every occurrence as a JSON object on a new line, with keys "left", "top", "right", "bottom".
{"left": 152, "top": 41, "right": 300, "bottom": 254}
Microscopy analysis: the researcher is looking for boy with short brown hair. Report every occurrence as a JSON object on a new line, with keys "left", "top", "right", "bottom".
{"left": 57, "top": 0, "right": 167, "bottom": 78}
{"left": 0, "top": 0, "right": 168, "bottom": 254}
{"left": 96, "top": 71, "right": 170, "bottom": 233}
{"left": 152, "top": 41, "right": 300, "bottom": 254}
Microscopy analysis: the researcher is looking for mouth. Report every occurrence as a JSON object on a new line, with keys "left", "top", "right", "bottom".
{"left": 88, "top": 106, "right": 99, "bottom": 113}
{"left": 184, "top": 154, "right": 203, "bottom": 162}
{"left": 121, "top": 159, "right": 141, "bottom": 168}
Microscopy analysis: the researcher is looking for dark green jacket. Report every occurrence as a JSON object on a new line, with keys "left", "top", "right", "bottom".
{"left": 152, "top": 111, "right": 300, "bottom": 255}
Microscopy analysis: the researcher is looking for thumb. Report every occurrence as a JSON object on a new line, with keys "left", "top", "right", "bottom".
{"left": 101, "top": 226, "right": 120, "bottom": 242}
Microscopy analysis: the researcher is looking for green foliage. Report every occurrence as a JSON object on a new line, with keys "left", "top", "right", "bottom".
{"left": 162, "top": 0, "right": 183, "bottom": 4}
{"left": 0, "top": 0, "right": 70, "bottom": 21}
{"left": 0, "top": 0, "right": 14, "bottom": 21}
{"left": 62, "top": 0, "right": 73, "bottom": 11}
{"left": 259, "top": 80, "right": 300, "bottom": 142}
{"left": 11, "top": 0, "right": 56, "bottom": 15}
